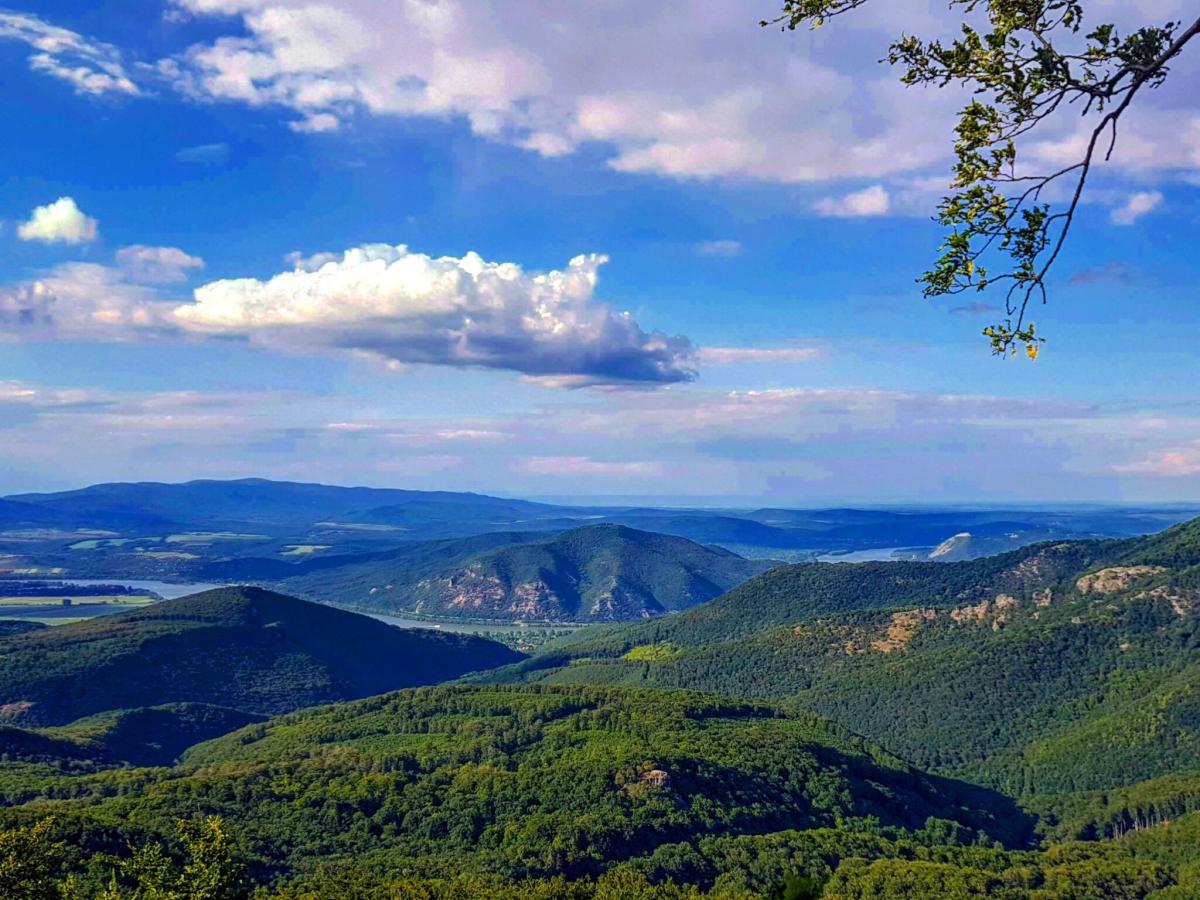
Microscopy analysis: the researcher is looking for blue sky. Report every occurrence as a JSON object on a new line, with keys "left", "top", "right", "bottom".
{"left": 2, "top": 0, "right": 1199, "bottom": 503}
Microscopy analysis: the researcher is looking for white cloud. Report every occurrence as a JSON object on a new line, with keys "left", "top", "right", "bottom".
{"left": 0, "top": 11, "right": 139, "bottom": 96}
{"left": 174, "top": 142, "right": 232, "bottom": 165}
{"left": 17, "top": 197, "right": 99, "bottom": 244}
{"left": 1029, "top": 110, "right": 1200, "bottom": 176}
{"left": 174, "top": 244, "right": 695, "bottom": 385}
{"left": 116, "top": 246, "right": 205, "bottom": 283}
{"left": 815, "top": 184, "right": 891, "bottom": 217}
{"left": 147, "top": 0, "right": 1200, "bottom": 203}
{"left": 1111, "top": 190, "right": 1164, "bottom": 226}
{"left": 698, "top": 346, "right": 820, "bottom": 365}
{"left": 435, "top": 429, "right": 508, "bottom": 442}
{"left": 288, "top": 112, "right": 340, "bottom": 133}
{"left": 1114, "top": 444, "right": 1200, "bottom": 477}
{"left": 0, "top": 242, "right": 696, "bottom": 387}
{"left": 0, "top": 381, "right": 112, "bottom": 409}
{"left": 693, "top": 240, "right": 743, "bottom": 258}
{"left": 161, "top": 1, "right": 957, "bottom": 185}
{"left": 518, "top": 456, "right": 662, "bottom": 479}
{"left": 0, "top": 262, "right": 165, "bottom": 337}
{"left": 8, "top": 3, "right": 1193, "bottom": 202}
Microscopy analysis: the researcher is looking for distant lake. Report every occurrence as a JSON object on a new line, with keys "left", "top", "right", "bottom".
{"left": 816, "top": 547, "right": 928, "bottom": 563}
{"left": 46, "top": 579, "right": 226, "bottom": 599}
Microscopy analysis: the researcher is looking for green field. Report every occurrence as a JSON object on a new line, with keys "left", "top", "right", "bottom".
{"left": 0, "top": 595, "right": 156, "bottom": 625}
{"left": 280, "top": 544, "right": 330, "bottom": 555}
{"left": 68, "top": 538, "right": 137, "bottom": 550}
{"left": 0, "top": 595, "right": 156, "bottom": 607}
{"left": 165, "top": 532, "right": 270, "bottom": 543}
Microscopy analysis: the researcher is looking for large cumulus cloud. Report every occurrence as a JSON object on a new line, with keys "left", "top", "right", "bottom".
{"left": 2, "top": 244, "right": 695, "bottom": 387}
{"left": 175, "top": 245, "right": 696, "bottom": 384}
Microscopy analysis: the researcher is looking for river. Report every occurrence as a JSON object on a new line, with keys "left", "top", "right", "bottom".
{"left": 5, "top": 580, "right": 576, "bottom": 635}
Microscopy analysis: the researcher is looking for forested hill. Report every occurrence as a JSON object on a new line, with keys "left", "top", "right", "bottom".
{"left": 479, "top": 519, "right": 1200, "bottom": 810}
{"left": 0, "top": 684, "right": 1037, "bottom": 894}
{"left": 8, "top": 684, "right": 1200, "bottom": 898}
{"left": 510, "top": 532, "right": 1117, "bottom": 649}
{"left": 280, "top": 524, "right": 777, "bottom": 622}
{"left": 0, "top": 586, "right": 523, "bottom": 726}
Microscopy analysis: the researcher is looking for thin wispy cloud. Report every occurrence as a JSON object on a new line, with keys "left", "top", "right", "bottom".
{"left": 1114, "top": 444, "right": 1200, "bottom": 477}
{"left": 693, "top": 240, "right": 743, "bottom": 258}
{"left": 174, "top": 143, "right": 231, "bottom": 165}
{"left": 1068, "top": 261, "right": 1137, "bottom": 286}
{"left": 5, "top": 376, "right": 1198, "bottom": 499}
{"left": 518, "top": 456, "right": 663, "bottom": 479}
{"left": 698, "top": 346, "right": 820, "bottom": 365}
{"left": 0, "top": 11, "right": 139, "bottom": 96}
{"left": 950, "top": 302, "right": 1001, "bottom": 317}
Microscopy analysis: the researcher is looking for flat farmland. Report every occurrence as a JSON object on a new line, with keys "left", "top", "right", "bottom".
{"left": 0, "top": 594, "right": 156, "bottom": 624}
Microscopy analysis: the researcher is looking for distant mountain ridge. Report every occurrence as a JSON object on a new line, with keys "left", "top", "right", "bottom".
{"left": 279, "top": 524, "right": 778, "bottom": 622}
{"left": 6, "top": 478, "right": 1192, "bottom": 555}
{"left": 4, "top": 478, "right": 564, "bottom": 534}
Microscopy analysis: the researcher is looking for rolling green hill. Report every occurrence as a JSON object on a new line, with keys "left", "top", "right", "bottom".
{"left": 0, "top": 586, "right": 523, "bottom": 727}
{"left": 479, "top": 520, "right": 1200, "bottom": 805}
{"left": 281, "top": 524, "right": 777, "bottom": 622}
{"left": 0, "top": 684, "right": 1037, "bottom": 892}
{"left": 7, "top": 684, "right": 1200, "bottom": 898}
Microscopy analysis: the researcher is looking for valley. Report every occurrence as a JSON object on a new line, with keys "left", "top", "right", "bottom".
{"left": 3, "top": 481, "right": 1200, "bottom": 897}
{"left": 4, "top": 479, "right": 1195, "bottom": 627}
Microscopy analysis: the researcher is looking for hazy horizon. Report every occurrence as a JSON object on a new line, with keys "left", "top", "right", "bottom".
{"left": 5, "top": 474, "right": 1200, "bottom": 513}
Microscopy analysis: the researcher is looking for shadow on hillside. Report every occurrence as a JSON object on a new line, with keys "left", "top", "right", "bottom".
{"left": 920, "top": 770, "right": 1039, "bottom": 849}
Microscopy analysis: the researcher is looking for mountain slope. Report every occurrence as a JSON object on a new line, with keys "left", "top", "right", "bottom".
{"left": 0, "top": 498, "right": 81, "bottom": 529}
{"left": 0, "top": 703, "right": 264, "bottom": 769}
{"left": 0, "top": 586, "right": 523, "bottom": 726}
{"left": 281, "top": 524, "right": 777, "bottom": 622}
{"left": 480, "top": 521, "right": 1200, "bottom": 802}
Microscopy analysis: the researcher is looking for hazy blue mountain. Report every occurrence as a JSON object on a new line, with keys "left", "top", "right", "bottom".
{"left": 4, "top": 478, "right": 568, "bottom": 533}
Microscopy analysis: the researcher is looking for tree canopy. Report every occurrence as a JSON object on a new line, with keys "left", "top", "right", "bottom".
{"left": 768, "top": 1, "right": 1200, "bottom": 356}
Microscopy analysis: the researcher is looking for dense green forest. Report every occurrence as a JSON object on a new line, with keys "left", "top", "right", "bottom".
{"left": 4, "top": 684, "right": 1200, "bottom": 898}
{"left": 478, "top": 521, "right": 1200, "bottom": 807}
{"left": 0, "top": 586, "right": 522, "bottom": 726}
